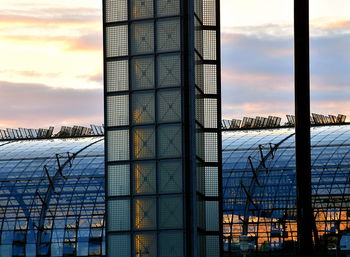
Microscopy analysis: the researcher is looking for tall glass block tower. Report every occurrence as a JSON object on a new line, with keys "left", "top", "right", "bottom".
{"left": 103, "top": 0, "right": 221, "bottom": 256}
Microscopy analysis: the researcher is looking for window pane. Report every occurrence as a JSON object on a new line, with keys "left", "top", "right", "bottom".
{"left": 132, "top": 57, "right": 155, "bottom": 90}
{"left": 132, "top": 92, "right": 155, "bottom": 124}
{"left": 107, "top": 25, "right": 128, "bottom": 57}
{"left": 157, "top": 18, "right": 181, "bottom": 52}
{"left": 108, "top": 234, "right": 130, "bottom": 257}
{"left": 157, "top": 0, "right": 180, "bottom": 17}
{"left": 134, "top": 233, "right": 157, "bottom": 257}
{"left": 134, "top": 198, "right": 156, "bottom": 230}
{"left": 131, "top": 21, "right": 154, "bottom": 55}
{"left": 105, "top": 0, "right": 128, "bottom": 22}
{"left": 159, "top": 160, "right": 182, "bottom": 193}
{"left": 108, "top": 164, "right": 130, "bottom": 196}
{"left": 108, "top": 200, "right": 130, "bottom": 231}
{"left": 159, "top": 231, "right": 183, "bottom": 257}
{"left": 159, "top": 196, "right": 183, "bottom": 229}
{"left": 107, "top": 130, "right": 129, "bottom": 162}
{"left": 157, "top": 54, "right": 181, "bottom": 88}
{"left": 158, "top": 89, "right": 181, "bottom": 123}
{"left": 107, "top": 95, "right": 129, "bottom": 127}
{"left": 133, "top": 162, "right": 156, "bottom": 194}
{"left": 107, "top": 60, "right": 128, "bottom": 92}
{"left": 206, "top": 201, "right": 219, "bottom": 231}
{"left": 131, "top": 0, "right": 154, "bottom": 19}
{"left": 158, "top": 125, "right": 182, "bottom": 158}
{"left": 133, "top": 127, "right": 156, "bottom": 159}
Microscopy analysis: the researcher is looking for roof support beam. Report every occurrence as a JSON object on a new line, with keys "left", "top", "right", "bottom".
{"left": 294, "top": 0, "right": 313, "bottom": 255}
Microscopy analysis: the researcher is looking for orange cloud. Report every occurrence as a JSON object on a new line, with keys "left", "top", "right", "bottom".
{"left": 1, "top": 33, "right": 102, "bottom": 52}
{"left": 0, "top": 8, "right": 100, "bottom": 25}
{"left": 311, "top": 19, "right": 350, "bottom": 30}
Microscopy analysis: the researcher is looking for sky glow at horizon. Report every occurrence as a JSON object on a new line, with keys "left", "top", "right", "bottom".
{"left": 0, "top": 0, "right": 349, "bottom": 129}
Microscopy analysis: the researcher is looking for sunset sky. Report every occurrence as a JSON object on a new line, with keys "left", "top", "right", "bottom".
{"left": 0, "top": 0, "right": 349, "bottom": 129}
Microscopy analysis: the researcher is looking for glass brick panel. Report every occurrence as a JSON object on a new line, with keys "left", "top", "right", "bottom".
{"left": 108, "top": 200, "right": 130, "bottom": 231}
{"left": 108, "top": 234, "right": 130, "bottom": 257}
{"left": 159, "top": 231, "right": 184, "bottom": 257}
{"left": 133, "top": 162, "right": 156, "bottom": 194}
{"left": 203, "top": 64, "right": 216, "bottom": 94}
{"left": 131, "top": 21, "right": 154, "bottom": 55}
{"left": 107, "top": 95, "right": 129, "bottom": 127}
{"left": 159, "top": 160, "right": 182, "bottom": 193}
{"left": 158, "top": 89, "right": 181, "bottom": 123}
{"left": 106, "top": 25, "right": 128, "bottom": 57}
{"left": 205, "top": 201, "right": 219, "bottom": 231}
{"left": 134, "top": 199, "right": 156, "bottom": 230}
{"left": 131, "top": 0, "right": 154, "bottom": 19}
{"left": 107, "top": 60, "right": 128, "bottom": 92}
{"left": 205, "top": 167, "right": 218, "bottom": 197}
{"left": 204, "top": 133, "right": 218, "bottom": 162}
{"left": 203, "top": 0, "right": 216, "bottom": 26}
{"left": 158, "top": 125, "right": 182, "bottom": 158}
{"left": 157, "top": 18, "right": 180, "bottom": 52}
{"left": 203, "top": 30, "right": 216, "bottom": 60}
{"left": 159, "top": 196, "right": 183, "bottom": 229}
{"left": 206, "top": 236, "right": 219, "bottom": 257}
{"left": 107, "top": 130, "right": 129, "bottom": 162}
{"left": 132, "top": 57, "right": 155, "bottom": 90}
{"left": 134, "top": 233, "right": 156, "bottom": 257}
{"left": 157, "top": 0, "right": 180, "bottom": 17}
{"left": 133, "top": 127, "right": 156, "bottom": 159}
{"left": 157, "top": 54, "right": 181, "bottom": 88}
{"left": 105, "top": 0, "right": 128, "bottom": 23}
{"left": 108, "top": 164, "right": 130, "bottom": 196}
{"left": 132, "top": 92, "right": 155, "bottom": 124}
{"left": 204, "top": 98, "right": 217, "bottom": 128}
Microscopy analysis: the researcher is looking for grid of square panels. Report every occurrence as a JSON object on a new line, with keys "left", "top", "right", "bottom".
{"left": 194, "top": 0, "right": 221, "bottom": 256}
{"left": 104, "top": 1, "right": 184, "bottom": 256}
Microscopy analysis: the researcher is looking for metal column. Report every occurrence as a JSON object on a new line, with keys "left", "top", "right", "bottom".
{"left": 294, "top": 0, "right": 313, "bottom": 255}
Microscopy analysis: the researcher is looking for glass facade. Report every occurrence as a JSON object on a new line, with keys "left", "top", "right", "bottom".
{"left": 0, "top": 137, "right": 105, "bottom": 257}
{"left": 103, "top": 0, "right": 221, "bottom": 256}
{"left": 223, "top": 125, "right": 350, "bottom": 255}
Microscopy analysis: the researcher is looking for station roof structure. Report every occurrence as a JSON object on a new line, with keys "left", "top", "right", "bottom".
{"left": 1, "top": 124, "right": 350, "bottom": 255}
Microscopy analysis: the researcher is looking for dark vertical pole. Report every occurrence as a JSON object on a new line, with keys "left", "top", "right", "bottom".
{"left": 294, "top": 0, "right": 313, "bottom": 256}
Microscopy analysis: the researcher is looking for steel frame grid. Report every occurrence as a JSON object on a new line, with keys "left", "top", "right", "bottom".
{"left": 222, "top": 126, "right": 350, "bottom": 255}
{"left": 103, "top": 0, "right": 222, "bottom": 256}
{"left": 0, "top": 137, "right": 105, "bottom": 257}
{"left": 104, "top": 0, "right": 186, "bottom": 256}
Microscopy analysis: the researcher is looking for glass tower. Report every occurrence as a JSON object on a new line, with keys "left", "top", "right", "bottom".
{"left": 103, "top": 0, "right": 221, "bottom": 256}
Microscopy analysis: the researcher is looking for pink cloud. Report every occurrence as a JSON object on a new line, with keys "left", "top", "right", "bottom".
{"left": 222, "top": 68, "right": 293, "bottom": 91}
{"left": 0, "top": 80, "right": 103, "bottom": 129}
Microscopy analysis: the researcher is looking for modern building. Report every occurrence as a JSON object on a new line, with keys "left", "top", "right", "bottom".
{"left": 1, "top": 124, "right": 350, "bottom": 256}
{"left": 103, "top": 0, "right": 222, "bottom": 256}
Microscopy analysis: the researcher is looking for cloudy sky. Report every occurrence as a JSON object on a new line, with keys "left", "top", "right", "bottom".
{"left": 0, "top": 0, "right": 349, "bottom": 129}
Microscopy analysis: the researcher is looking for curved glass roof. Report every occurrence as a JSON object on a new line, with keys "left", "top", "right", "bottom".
{"left": 1, "top": 125, "right": 350, "bottom": 255}
{"left": 222, "top": 124, "right": 350, "bottom": 249}
{"left": 0, "top": 137, "right": 105, "bottom": 257}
